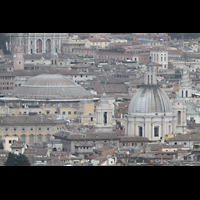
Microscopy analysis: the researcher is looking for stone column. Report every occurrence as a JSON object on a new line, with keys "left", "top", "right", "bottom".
{"left": 34, "top": 34, "right": 37, "bottom": 54}
{"left": 58, "top": 33, "right": 61, "bottom": 53}
{"left": 27, "top": 34, "right": 30, "bottom": 54}
{"left": 129, "top": 121, "right": 133, "bottom": 137}
{"left": 43, "top": 33, "right": 46, "bottom": 53}
{"left": 52, "top": 34, "right": 55, "bottom": 53}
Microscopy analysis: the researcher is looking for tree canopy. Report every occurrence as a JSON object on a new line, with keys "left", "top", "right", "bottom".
{"left": 4, "top": 152, "right": 31, "bottom": 166}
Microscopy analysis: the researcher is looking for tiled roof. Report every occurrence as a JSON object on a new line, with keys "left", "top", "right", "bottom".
{"left": 24, "top": 147, "right": 48, "bottom": 156}
{"left": 94, "top": 146, "right": 115, "bottom": 152}
{"left": 119, "top": 136, "right": 150, "bottom": 142}
{"left": 0, "top": 114, "right": 65, "bottom": 126}
{"left": 75, "top": 141, "right": 93, "bottom": 147}
{"left": 168, "top": 134, "right": 200, "bottom": 141}
{"left": 92, "top": 84, "right": 128, "bottom": 94}
{"left": 54, "top": 131, "right": 119, "bottom": 141}
{"left": 11, "top": 141, "right": 26, "bottom": 148}
{"left": 93, "top": 156, "right": 107, "bottom": 161}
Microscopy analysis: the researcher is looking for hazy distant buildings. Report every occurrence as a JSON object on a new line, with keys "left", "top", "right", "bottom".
{"left": 8, "top": 33, "right": 68, "bottom": 54}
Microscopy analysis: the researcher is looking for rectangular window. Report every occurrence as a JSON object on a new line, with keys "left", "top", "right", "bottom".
{"left": 68, "top": 111, "right": 71, "bottom": 115}
{"left": 178, "top": 111, "right": 181, "bottom": 125}
{"left": 154, "top": 127, "right": 159, "bottom": 137}
{"left": 139, "top": 126, "right": 142, "bottom": 137}
{"left": 29, "top": 136, "right": 34, "bottom": 143}
{"left": 104, "top": 112, "right": 107, "bottom": 124}
{"left": 38, "top": 137, "right": 42, "bottom": 143}
{"left": 74, "top": 111, "right": 77, "bottom": 115}
{"left": 21, "top": 135, "right": 26, "bottom": 142}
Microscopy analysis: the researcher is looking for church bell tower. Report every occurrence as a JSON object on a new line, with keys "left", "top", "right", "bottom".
{"left": 95, "top": 93, "right": 113, "bottom": 132}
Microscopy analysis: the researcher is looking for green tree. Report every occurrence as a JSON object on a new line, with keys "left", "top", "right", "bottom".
{"left": 4, "top": 152, "right": 31, "bottom": 166}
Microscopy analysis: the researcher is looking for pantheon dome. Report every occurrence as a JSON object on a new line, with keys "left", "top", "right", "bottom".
{"left": 9, "top": 74, "right": 93, "bottom": 100}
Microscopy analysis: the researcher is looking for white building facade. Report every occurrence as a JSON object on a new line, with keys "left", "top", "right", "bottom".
{"left": 124, "top": 60, "right": 187, "bottom": 141}
{"left": 95, "top": 93, "right": 114, "bottom": 133}
{"left": 8, "top": 33, "right": 68, "bottom": 55}
{"left": 150, "top": 48, "right": 168, "bottom": 69}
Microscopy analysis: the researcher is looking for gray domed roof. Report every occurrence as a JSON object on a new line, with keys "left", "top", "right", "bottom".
{"left": 10, "top": 74, "right": 92, "bottom": 100}
{"left": 128, "top": 85, "right": 173, "bottom": 113}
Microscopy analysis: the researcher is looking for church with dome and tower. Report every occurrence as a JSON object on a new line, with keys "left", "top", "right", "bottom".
{"left": 124, "top": 58, "right": 187, "bottom": 141}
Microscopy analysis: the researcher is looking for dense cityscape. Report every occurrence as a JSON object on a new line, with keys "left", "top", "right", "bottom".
{"left": 0, "top": 33, "right": 200, "bottom": 166}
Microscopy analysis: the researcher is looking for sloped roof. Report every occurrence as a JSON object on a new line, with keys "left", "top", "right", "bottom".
{"left": 119, "top": 136, "right": 150, "bottom": 142}
{"left": 168, "top": 134, "right": 200, "bottom": 141}
{"left": 92, "top": 84, "right": 128, "bottom": 94}
{"left": 0, "top": 114, "right": 65, "bottom": 126}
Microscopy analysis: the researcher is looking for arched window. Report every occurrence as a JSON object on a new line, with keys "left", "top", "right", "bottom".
{"left": 53, "top": 147, "right": 57, "bottom": 151}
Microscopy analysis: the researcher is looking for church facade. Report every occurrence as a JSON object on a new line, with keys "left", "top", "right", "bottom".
{"left": 8, "top": 33, "right": 68, "bottom": 55}
{"left": 95, "top": 93, "right": 114, "bottom": 133}
{"left": 124, "top": 60, "right": 187, "bottom": 141}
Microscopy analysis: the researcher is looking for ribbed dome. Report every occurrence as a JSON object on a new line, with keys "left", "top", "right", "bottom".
{"left": 23, "top": 74, "right": 75, "bottom": 87}
{"left": 128, "top": 85, "right": 173, "bottom": 113}
{"left": 10, "top": 74, "right": 93, "bottom": 100}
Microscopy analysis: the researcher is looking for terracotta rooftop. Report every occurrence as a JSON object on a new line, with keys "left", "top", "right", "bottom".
{"left": 168, "top": 134, "right": 200, "bottom": 141}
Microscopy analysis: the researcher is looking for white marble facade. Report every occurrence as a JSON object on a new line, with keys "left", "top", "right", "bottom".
{"left": 8, "top": 33, "right": 68, "bottom": 54}
{"left": 124, "top": 60, "right": 187, "bottom": 141}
